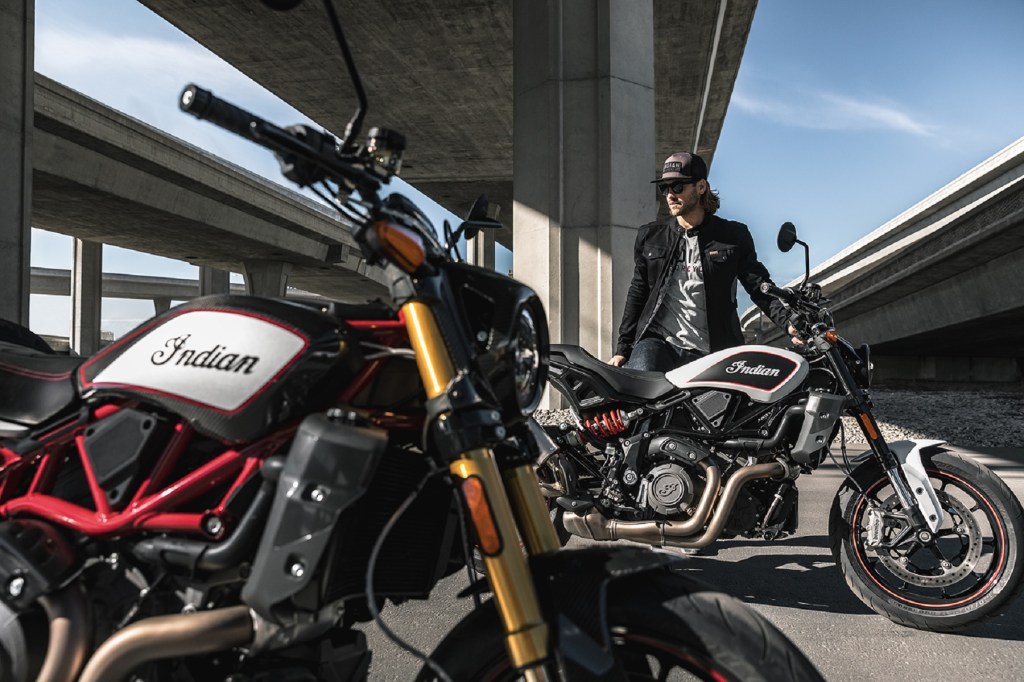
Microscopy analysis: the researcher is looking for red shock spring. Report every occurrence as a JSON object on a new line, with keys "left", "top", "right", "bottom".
{"left": 583, "top": 409, "right": 627, "bottom": 438}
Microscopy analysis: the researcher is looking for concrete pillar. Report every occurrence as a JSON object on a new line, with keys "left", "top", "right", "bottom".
{"left": 243, "top": 259, "right": 291, "bottom": 297}
{"left": 199, "top": 265, "right": 230, "bottom": 296}
{"left": 466, "top": 230, "right": 496, "bottom": 270}
{"left": 0, "top": 1, "right": 33, "bottom": 326}
{"left": 512, "top": 0, "right": 656, "bottom": 359}
{"left": 71, "top": 239, "right": 102, "bottom": 355}
{"left": 153, "top": 297, "right": 172, "bottom": 315}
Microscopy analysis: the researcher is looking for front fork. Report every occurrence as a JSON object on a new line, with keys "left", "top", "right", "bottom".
{"left": 828, "top": 346, "right": 940, "bottom": 535}
{"left": 403, "top": 301, "right": 561, "bottom": 679}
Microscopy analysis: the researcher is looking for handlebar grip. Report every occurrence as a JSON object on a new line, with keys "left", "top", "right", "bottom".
{"left": 179, "top": 84, "right": 270, "bottom": 141}
{"left": 760, "top": 281, "right": 787, "bottom": 298}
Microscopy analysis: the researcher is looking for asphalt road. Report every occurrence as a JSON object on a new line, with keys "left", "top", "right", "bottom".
{"left": 356, "top": 445, "right": 1024, "bottom": 681}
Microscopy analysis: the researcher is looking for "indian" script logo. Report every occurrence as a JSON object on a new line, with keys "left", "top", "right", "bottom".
{"left": 724, "top": 360, "right": 781, "bottom": 377}
{"left": 150, "top": 335, "right": 259, "bottom": 375}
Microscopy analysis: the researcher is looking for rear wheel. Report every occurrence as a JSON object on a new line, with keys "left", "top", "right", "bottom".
{"left": 830, "top": 450, "right": 1024, "bottom": 631}
{"left": 415, "top": 570, "right": 822, "bottom": 681}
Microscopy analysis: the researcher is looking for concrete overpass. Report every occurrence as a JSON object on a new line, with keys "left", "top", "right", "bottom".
{"left": 31, "top": 267, "right": 248, "bottom": 310}
{"left": 32, "top": 74, "right": 388, "bottom": 302}
{"left": 742, "top": 136, "right": 1024, "bottom": 384}
{"left": 136, "top": 0, "right": 756, "bottom": 236}
{"left": 4, "top": 1, "right": 756, "bottom": 360}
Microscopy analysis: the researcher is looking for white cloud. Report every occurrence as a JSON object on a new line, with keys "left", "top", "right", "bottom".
{"left": 733, "top": 89, "right": 939, "bottom": 138}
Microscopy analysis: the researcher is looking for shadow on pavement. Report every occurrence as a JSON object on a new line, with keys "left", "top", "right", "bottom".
{"left": 670, "top": 534, "right": 1024, "bottom": 642}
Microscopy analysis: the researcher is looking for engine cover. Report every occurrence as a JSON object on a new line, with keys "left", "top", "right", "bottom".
{"left": 644, "top": 463, "right": 695, "bottom": 517}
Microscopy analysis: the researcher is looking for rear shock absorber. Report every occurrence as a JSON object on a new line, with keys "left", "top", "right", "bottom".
{"left": 582, "top": 407, "right": 644, "bottom": 439}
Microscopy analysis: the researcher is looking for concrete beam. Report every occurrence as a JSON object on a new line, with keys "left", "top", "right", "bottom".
{"left": 70, "top": 239, "right": 102, "bottom": 355}
{"left": 465, "top": 230, "right": 495, "bottom": 270}
{"left": 199, "top": 266, "right": 230, "bottom": 296}
{"left": 0, "top": 1, "right": 33, "bottom": 326}
{"left": 30, "top": 267, "right": 248, "bottom": 300}
{"left": 512, "top": 0, "right": 656, "bottom": 359}
{"left": 243, "top": 259, "right": 291, "bottom": 297}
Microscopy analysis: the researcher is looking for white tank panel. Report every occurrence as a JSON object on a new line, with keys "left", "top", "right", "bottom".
{"left": 90, "top": 310, "right": 307, "bottom": 412}
{"left": 665, "top": 344, "right": 809, "bottom": 403}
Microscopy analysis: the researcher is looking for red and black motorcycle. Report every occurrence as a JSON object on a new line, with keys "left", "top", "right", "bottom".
{"left": 0, "top": 2, "right": 824, "bottom": 681}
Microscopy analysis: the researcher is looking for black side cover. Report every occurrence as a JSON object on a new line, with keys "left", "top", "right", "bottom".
{"left": 83, "top": 409, "right": 172, "bottom": 508}
{"left": 0, "top": 520, "right": 78, "bottom": 612}
{"left": 241, "top": 414, "right": 387, "bottom": 622}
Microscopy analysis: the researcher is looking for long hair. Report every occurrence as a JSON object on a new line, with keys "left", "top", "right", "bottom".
{"left": 699, "top": 185, "right": 721, "bottom": 215}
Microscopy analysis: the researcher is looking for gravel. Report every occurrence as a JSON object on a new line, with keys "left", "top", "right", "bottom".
{"left": 536, "top": 387, "right": 1024, "bottom": 449}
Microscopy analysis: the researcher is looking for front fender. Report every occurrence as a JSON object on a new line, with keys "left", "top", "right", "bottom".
{"left": 831, "top": 439, "right": 947, "bottom": 538}
{"left": 889, "top": 439, "right": 946, "bottom": 533}
{"left": 529, "top": 546, "right": 683, "bottom": 680}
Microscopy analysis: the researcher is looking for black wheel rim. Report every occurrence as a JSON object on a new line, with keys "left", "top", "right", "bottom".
{"left": 850, "top": 468, "right": 1009, "bottom": 609}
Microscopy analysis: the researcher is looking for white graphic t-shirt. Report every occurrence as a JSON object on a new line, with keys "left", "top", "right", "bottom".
{"left": 650, "top": 228, "right": 710, "bottom": 354}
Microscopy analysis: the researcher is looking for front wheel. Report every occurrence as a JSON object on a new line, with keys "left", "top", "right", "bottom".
{"left": 415, "top": 570, "right": 822, "bottom": 681}
{"left": 830, "top": 450, "right": 1024, "bottom": 631}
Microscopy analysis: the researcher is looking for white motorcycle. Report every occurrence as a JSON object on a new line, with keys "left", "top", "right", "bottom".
{"left": 540, "top": 221, "right": 1024, "bottom": 631}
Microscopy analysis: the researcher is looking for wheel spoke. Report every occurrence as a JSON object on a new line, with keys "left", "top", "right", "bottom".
{"left": 924, "top": 544, "right": 950, "bottom": 564}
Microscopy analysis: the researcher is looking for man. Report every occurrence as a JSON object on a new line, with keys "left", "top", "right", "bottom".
{"left": 609, "top": 152, "right": 794, "bottom": 371}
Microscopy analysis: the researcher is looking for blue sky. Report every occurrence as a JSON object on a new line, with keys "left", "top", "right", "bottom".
{"left": 29, "top": 0, "right": 1024, "bottom": 337}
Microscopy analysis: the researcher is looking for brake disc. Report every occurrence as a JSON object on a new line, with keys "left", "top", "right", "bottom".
{"left": 875, "top": 491, "right": 983, "bottom": 588}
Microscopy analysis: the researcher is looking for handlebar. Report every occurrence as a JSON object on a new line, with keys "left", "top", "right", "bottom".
{"left": 179, "top": 85, "right": 271, "bottom": 141}
{"left": 759, "top": 281, "right": 799, "bottom": 306}
{"left": 178, "top": 84, "right": 382, "bottom": 199}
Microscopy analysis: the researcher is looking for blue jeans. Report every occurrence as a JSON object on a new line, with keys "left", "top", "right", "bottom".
{"left": 624, "top": 337, "right": 703, "bottom": 372}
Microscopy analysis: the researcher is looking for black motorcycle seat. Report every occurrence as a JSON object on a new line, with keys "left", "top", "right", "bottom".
{"left": 549, "top": 344, "right": 677, "bottom": 402}
{"left": 0, "top": 342, "right": 84, "bottom": 429}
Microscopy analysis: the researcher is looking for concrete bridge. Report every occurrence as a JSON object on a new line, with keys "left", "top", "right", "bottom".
{"left": 3, "top": 0, "right": 757, "bottom": 360}
{"left": 742, "top": 137, "right": 1024, "bottom": 384}
{"left": 30, "top": 267, "right": 247, "bottom": 310}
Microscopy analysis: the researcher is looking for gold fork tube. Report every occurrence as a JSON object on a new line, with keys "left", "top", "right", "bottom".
{"left": 452, "top": 452, "right": 550, "bottom": 668}
{"left": 505, "top": 464, "right": 561, "bottom": 555}
{"left": 401, "top": 301, "right": 551, "bottom": 670}
{"left": 403, "top": 301, "right": 456, "bottom": 399}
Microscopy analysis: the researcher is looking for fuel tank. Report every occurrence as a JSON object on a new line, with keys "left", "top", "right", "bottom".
{"left": 665, "top": 344, "right": 808, "bottom": 403}
{"left": 78, "top": 295, "right": 357, "bottom": 442}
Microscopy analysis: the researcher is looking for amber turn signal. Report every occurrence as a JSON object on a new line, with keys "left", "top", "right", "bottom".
{"left": 372, "top": 220, "right": 426, "bottom": 273}
{"left": 857, "top": 412, "right": 878, "bottom": 440}
{"left": 824, "top": 330, "right": 839, "bottom": 344}
{"left": 462, "top": 476, "right": 503, "bottom": 556}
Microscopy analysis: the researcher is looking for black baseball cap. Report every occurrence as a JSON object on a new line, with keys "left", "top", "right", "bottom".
{"left": 652, "top": 152, "right": 708, "bottom": 183}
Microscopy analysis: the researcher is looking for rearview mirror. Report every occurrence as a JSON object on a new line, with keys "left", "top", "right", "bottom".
{"left": 777, "top": 222, "right": 798, "bottom": 253}
{"left": 458, "top": 195, "right": 503, "bottom": 241}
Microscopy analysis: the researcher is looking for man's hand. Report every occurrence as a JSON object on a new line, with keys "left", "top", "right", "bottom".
{"left": 609, "top": 354, "right": 627, "bottom": 367}
{"left": 788, "top": 324, "right": 805, "bottom": 346}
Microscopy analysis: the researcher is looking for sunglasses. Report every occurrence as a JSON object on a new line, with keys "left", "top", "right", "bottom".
{"left": 658, "top": 180, "right": 695, "bottom": 196}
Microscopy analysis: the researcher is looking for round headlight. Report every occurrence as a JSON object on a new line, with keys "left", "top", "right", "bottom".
{"left": 512, "top": 308, "right": 542, "bottom": 414}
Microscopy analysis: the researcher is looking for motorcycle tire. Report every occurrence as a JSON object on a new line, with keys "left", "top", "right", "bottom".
{"left": 830, "top": 449, "right": 1024, "bottom": 631}
{"left": 414, "top": 569, "right": 823, "bottom": 682}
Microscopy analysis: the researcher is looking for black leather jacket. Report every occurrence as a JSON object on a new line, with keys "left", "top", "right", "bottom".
{"left": 616, "top": 213, "right": 788, "bottom": 357}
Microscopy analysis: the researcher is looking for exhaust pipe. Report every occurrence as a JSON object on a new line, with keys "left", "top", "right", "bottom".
{"left": 77, "top": 605, "right": 254, "bottom": 682}
{"left": 36, "top": 583, "right": 91, "bottom": 682}
{"left": 563, "top": 462, "right": 786, "bottom": 549}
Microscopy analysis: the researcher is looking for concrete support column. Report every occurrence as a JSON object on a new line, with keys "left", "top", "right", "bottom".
{"left": 199, "top": 265, "right": 230, "bottom": 296}
{"left": 512, "top": 0, "right": 656, "bottom": 358}
{"left": 466, "top": 230, "right": 496, "bottom": 270}
{"left": 0, "top": 1, "right": 33, "bottom": 326}
{"left": 243, "top": 259, "right": 291, "bottom": 297}
{"left": 153, "top": 297, "right": 172, "bottom": 315}
{"left": 71, "top": 239, "right": 102, "bottom": 355}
